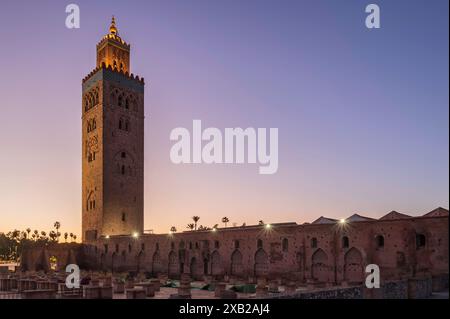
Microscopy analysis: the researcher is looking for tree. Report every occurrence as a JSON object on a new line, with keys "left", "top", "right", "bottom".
{"left": 258, "top": 220, "right": 265, "bottom": 226}
{"left": 73, "top": 235, "right": 77, "bottom": 242}
{"left": 0, "top": 233, "right": 15, "bottom": 261}
{"left": 54, "top": 222, "right": 61, "bottom": 242}
{"left": 64, "top": 232, "right": 68, "bottom": 243}
{"left": 170, "top": 226, "right": 177, "bottom": 233}
{"left": 26, "top": 228, "right": 31, "bottom": 238}
{"left": 49, "top": 231, "right": 57, "bottom": 242}
{"left": 222, "top": 217, "right": 229, "bottom": 228}
{"left": 187, "top": 224, "right": 195, "bottom": 231}
{"left": 192, "top": 216, "right": 200, "bottom": 231}
{"left": 12, "top": 230, "right": 20, "bottom": 241}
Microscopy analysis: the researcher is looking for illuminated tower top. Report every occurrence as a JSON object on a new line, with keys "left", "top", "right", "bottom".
{"left": 96, "top": 16, "right": 131, "bottom": 73}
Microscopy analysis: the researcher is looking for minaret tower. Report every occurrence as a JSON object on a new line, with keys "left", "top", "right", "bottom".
{"left": 82, "top": 17, "right": 145, "bottom": 242}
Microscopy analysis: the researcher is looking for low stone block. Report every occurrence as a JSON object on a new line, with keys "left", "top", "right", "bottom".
{"left": 126, "top": 288, "right": 146, "bottom": 299}
{"left": 135, "top": 282, "right": 155, "bottom": 297}
{"left": 214, "top": 282, "right": 226, "bottom": 298}
{"left": 21, "top": 289, "right": 56, "bottom": 299}
{"left": 150, "top": 279, "right": 161, "bottom": 292}
{"left": 220, "top": 290, "right": 237, "bottom": 299}
{"left": 113, "top": 281, "right": 125, "bottom": 293}
{"left": 83, "top": 286, "right": 101, "bottom": 299}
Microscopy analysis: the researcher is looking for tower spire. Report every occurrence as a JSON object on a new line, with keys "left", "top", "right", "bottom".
{"left": 109, "top": 15, "right": 118, "bottom": 35}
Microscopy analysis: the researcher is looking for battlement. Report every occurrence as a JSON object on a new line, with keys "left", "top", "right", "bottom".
{"left": 82, "top": 62, "right": 145, "bottom": 85}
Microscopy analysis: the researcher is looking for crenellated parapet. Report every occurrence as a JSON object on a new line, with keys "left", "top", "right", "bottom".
{"left": 82, "top": 62, "right": 145, "bottom": 85}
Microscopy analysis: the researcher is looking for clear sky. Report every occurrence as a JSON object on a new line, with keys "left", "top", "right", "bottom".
{"left": 0, "top": 0, "right": 448, "bottom": 237}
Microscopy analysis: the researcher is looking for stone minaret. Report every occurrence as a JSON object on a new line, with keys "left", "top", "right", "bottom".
{"left": 82, "top": 17, "right": 145, "bottom": 242}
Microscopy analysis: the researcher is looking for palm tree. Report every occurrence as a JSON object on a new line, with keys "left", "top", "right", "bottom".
{"left": 12, "top": 230, "right": 20, "bottom": 241}
{"left": 64, "top": 232, "right": 68, "bottom": 243}
{"left": 54, "top": 222, "right": 61, "bottom": 242}
{"left": 192, "top": 216, "right": 200, "bottom": 231}
{"left": 49, "top": 231, "right": 57, "bottom": 242}
{"left": 170, "top": 226, "right": 177, "bottom": 233}
{"left": 69, "top": 233, "right": 74, "bottom": 242}
{"left": 26, "top": 228, "right": 31, "bottom": 238}
{"left": 33, "top": 230, "right": 38, "bottom": 238}
{"left": 73, "top": 235, "right": 77, "bottom": 242}
{"left": 258, "top": 220, "right": 264, "bottom": 226}
{"left": 222, "top": 217, "right": 229, "bottom": 228}
{"left": 187, "top": 224, "right": 195, "bottom": 231}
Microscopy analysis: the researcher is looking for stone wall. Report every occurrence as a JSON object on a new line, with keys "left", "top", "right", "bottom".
{"left": 20, "top": 215, "right": 448, "bottom": 292}
{"left": 82, "top": 216, "right": 448, "bottom": 283}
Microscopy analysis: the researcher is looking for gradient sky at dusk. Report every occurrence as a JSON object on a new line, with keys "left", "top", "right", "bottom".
{"left": 0, "top": 0, "right": 448, "bottom": 236}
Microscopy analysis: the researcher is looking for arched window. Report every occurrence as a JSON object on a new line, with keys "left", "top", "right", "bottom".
{"left": 94, "top": 91, "right": 99, "bottom": 105}
{"left": 257, "top": 239, "right": 263, "bottom": 249}
{"left": 342, "top": 236, "right": 349, "bottom": 248}
{"left": 282, "top": 238, "right": 288, "bottom": 252}
{"left": 119, "top": 119, "right": 123, "bottom": 130}
{"left": 141, "top": 243, "right": 145, "bottom": 251}
{"left": 170, "top": 242, "right": 175, "bottom": 250}
{"left": 214, "top": 240, "right": 220, "bottom": 249}
{"left": 376, "top": 235, "right": 384, "bottom": 248}
{"left": 125, "top": 98, "right": 129, "bottom": 109}
{"left": 416, "top": 234, "right": 426, "bottom": 249}
{"left": 234, "top": 240, "right": 240, "bottom": 249}
{"left": 121, "top": 165, "right": 125, "bottom": 175}
{"left": 311, "top": 237, "right": 318, "bottom": 248}
{"left": 128, "top": 244, "right": 132, "bottom": 253}
{"left": 121, "top": 212, "right": 126, "bottom": 222}
{"left": 115, "top": 244, "right": 119, "bottom": 253}
{"left": 189, "top": 242, "right": 193, "bottom": 249}
{"left": 121, "top": 152, "right": 126, "bottom": 158}
{"left": 104, "top": 244, "right": 108, "bottom": 254}
{"left": 118, "top": 95, "right": 123, "bottom": 107}
{"left": 156, "top": 242, "right": 160, "bottom": 250}
{"left": 125, "top": 120, "right": 130, "bottom": 132}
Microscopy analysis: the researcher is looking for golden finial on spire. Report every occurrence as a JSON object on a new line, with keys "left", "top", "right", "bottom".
{"left": 109, "top": 15, "right": 118, "bottom": 35}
